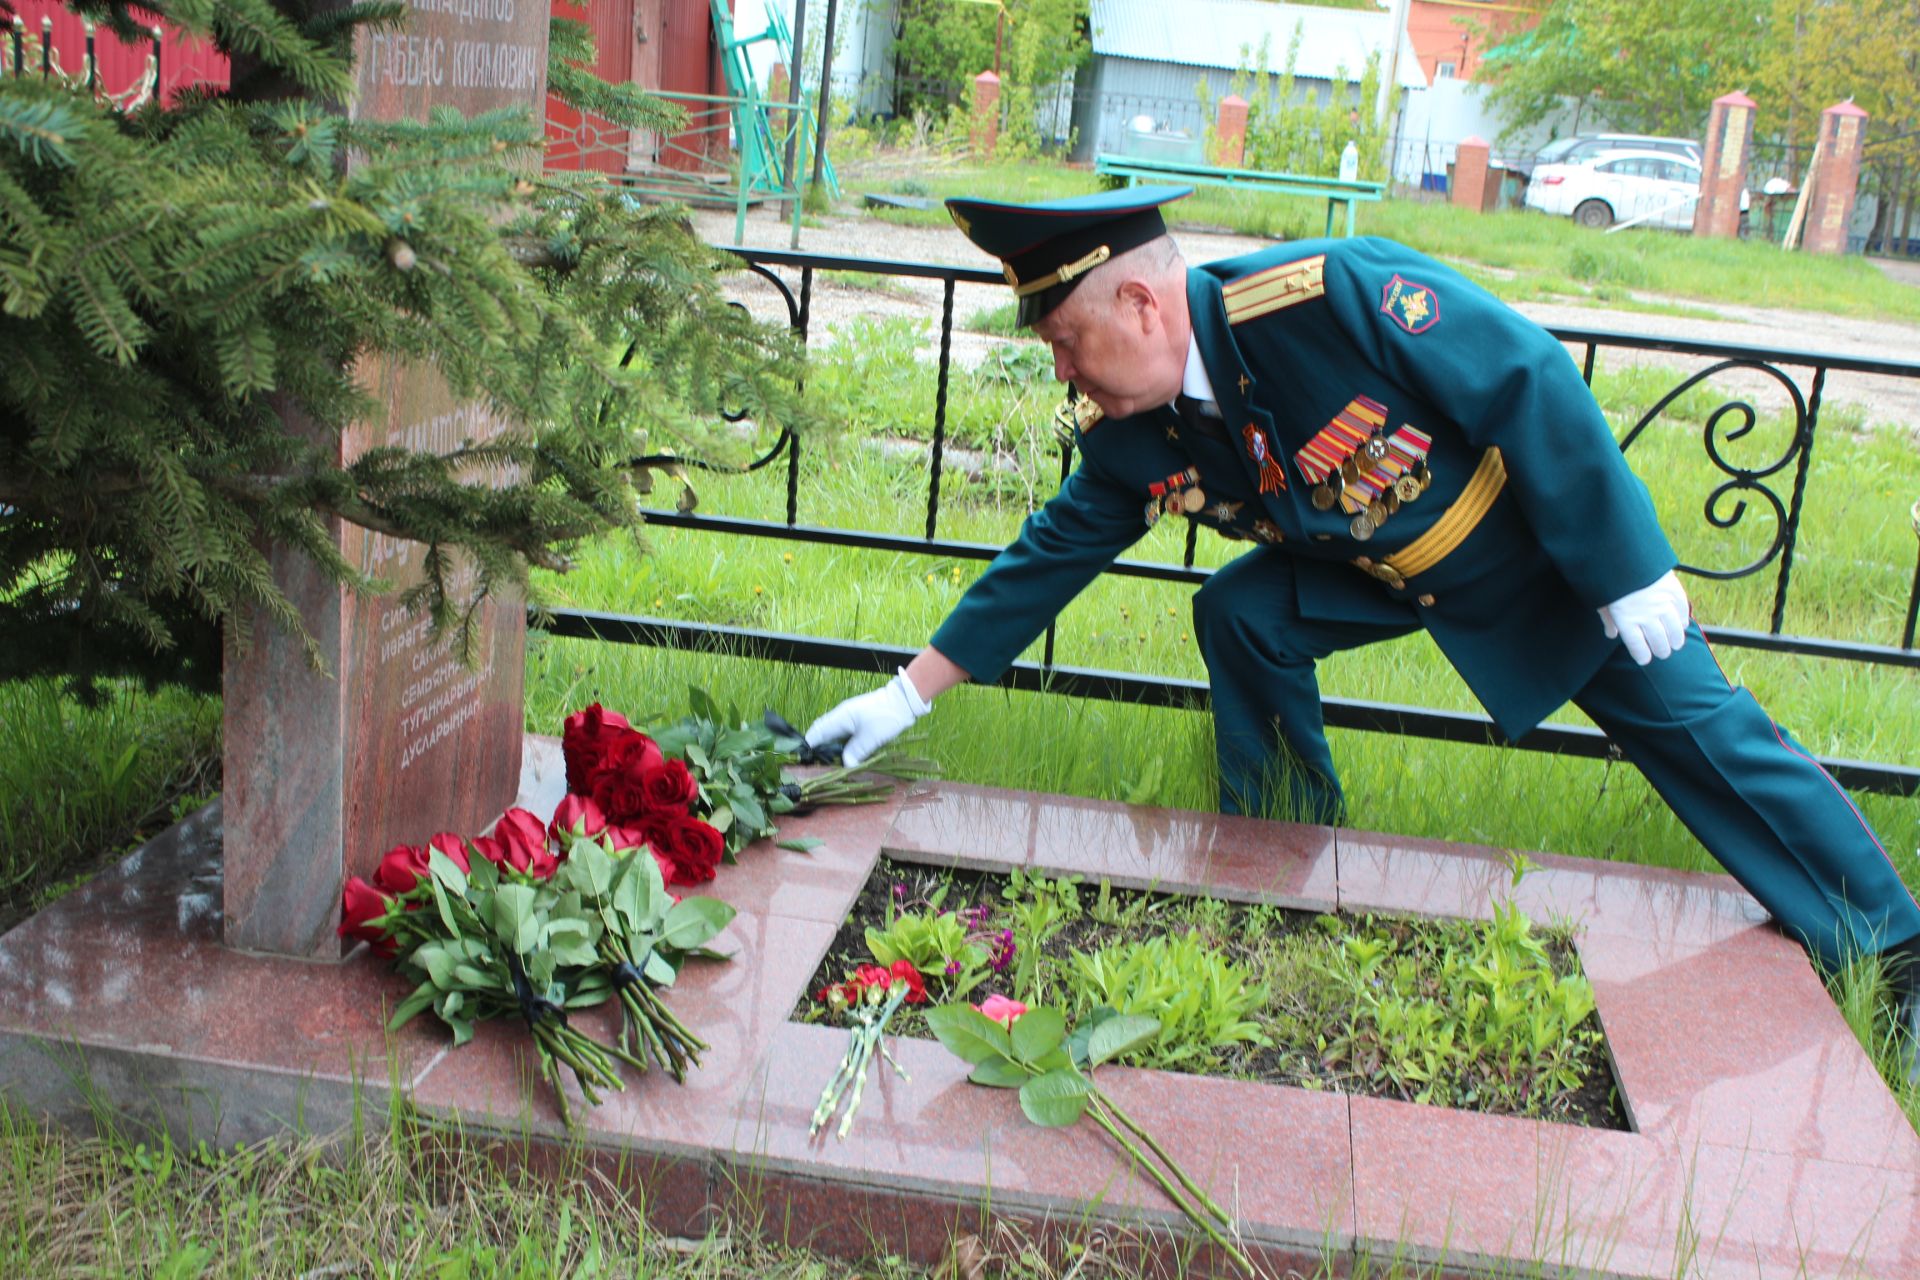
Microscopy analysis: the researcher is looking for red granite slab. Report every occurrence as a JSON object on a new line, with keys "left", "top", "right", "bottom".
{"left": 885, "top": 784, "right": 1338, "bottom": 908}
{"left": 722, "top": 1020, "right": 1355, "bottom": 1257}
{"left": 884, "top": 781, "right": 1043, "bottom": 870}
{"left": 1353, "top": 1101, "right": 1920, "bottom": 1280}
{"left": 1578, "top": 927, "right": 1919, "bottom": 1170}
{"left": 408, "top": 911, "right": 843, "bottom": 1156}
{"left": 0, "top": 798, "right": 449, "bottom": 1143}
{"left": 1335, "top": 829, "right": 1770, "bottom": 946}
{"left": 1349, "top": 1094, "right": 1687, "bottom": 1278}
{"left": 7, "top": 762, "right": 1917, "bottom": 1280}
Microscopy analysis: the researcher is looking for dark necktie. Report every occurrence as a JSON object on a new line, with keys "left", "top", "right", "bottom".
{"left": 1175, "top": 394, "right": 1229, "bottom": 445}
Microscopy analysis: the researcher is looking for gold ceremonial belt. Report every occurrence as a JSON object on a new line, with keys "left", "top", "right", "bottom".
{"left": 1354, "top": 448, "right": 1506, "bottom": 589}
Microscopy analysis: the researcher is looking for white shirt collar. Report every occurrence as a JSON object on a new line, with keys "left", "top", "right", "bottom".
{"left": 1179, "top": 335, "right": 1219, "bottom": 410}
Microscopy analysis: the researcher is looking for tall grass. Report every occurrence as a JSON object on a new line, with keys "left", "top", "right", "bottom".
{"left": 0, "top": 679, "right": 220, "bottom": 928}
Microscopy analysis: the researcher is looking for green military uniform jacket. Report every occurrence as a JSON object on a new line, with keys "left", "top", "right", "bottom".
{"left": 930, "top": 237, "right": 1677, "bottom": 739}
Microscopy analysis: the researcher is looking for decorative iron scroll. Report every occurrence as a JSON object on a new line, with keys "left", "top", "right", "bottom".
{"left": 620, "top": 260, "right": 803, "bottom": 477}
{"left": 1616, "top": 358, "right": 1810, "bottom": 583}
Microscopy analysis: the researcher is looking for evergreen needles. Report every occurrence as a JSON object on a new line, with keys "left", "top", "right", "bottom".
{"left": 1, "top": 1, "right": 813, "bottom": 695}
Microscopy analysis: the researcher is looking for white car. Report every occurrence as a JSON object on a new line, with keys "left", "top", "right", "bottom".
{"left": 1524, "top": 149, "right": 1715, "bottom": 231}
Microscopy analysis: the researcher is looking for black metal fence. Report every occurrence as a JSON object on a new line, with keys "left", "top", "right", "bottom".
{"left": 535, "top": 247, "right": 1920, "bottom": 796}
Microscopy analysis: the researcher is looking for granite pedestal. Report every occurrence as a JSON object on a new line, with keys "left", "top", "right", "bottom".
{"left": 2, "top": 736, "right": 1915, "bottom": 1279}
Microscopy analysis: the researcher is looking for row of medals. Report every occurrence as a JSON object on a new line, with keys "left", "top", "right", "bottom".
{"left": 1309, "top": 429, "right": 1434, "bottom": 541}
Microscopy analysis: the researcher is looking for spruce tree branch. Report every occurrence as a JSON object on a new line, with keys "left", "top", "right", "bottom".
{"left": 0, "top": 470, "right": 583, "bottom": 572}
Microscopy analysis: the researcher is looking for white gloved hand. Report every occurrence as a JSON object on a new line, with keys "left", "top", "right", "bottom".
{"left": 1598, "top": 570, "right": 1690, "bottom": 665}
{"left": 804, "top": 669, "right": 931, "bottom": 767}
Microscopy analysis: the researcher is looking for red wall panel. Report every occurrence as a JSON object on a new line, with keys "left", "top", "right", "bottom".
{"left": 7, "top": 0, "right": 229, "bottom": 102}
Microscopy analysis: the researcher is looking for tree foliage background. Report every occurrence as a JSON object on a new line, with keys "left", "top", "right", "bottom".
{"left": 1478, "top": 0, "right": 1917, "bottom": 244}
{"left": 1477, "top": 0, "right": 1767, "bottom": 140}
{"left": 1199, "top": 26, "right": 1387, "bottom": 181}
{"left": 887, "top": 0, "right": 1086, "bottom": 142}
{"left": 0, "top": 0, "right": 810, "bottom": 696}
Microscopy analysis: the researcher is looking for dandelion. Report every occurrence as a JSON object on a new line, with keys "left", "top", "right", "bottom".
{"left": 753, "top": 585, "right": 764, "bottom": 594}
{"left": 783, "top": 552, "right": 794, "bottom": 563}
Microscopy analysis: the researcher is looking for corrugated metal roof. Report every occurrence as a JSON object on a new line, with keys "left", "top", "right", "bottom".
{"left": 1089, "top": 0, "right": 1425, "bottom": 89}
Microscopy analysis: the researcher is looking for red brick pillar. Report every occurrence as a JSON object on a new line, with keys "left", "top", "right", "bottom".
{"left": 1694, "top": 91, "right": 1755, "bottom": 239}
{"left": 971, "top": 70, "right": 1001, "bottom": 160}
{"left": 1214, "top": 94, "right": 1249, "bottom": 168}
{"left": 1803, "top": 100, "right": 1869, "bottom": 255}
{"left": 1451, "top": 136, "right": 1490, "bottom": 211}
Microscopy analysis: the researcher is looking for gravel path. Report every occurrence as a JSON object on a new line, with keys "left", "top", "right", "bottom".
{"left": 694, "top": 204, "right": 1920, "bottom": 436}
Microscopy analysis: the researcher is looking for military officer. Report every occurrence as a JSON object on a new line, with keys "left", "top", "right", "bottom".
{"left": 804, "top": 187, "right": 1920, "bottom": 1068}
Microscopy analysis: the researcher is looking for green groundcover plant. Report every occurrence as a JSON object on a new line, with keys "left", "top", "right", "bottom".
{"left": 801, "top": 857, "right": 1616, "bottom": 1128}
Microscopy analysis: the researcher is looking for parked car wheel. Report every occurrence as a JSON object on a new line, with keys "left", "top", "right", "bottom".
{"left": 1574, "top": 199, "right": 1614, "bottom": 229}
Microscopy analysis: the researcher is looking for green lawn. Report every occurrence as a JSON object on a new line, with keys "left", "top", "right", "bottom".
{"left": 531, "top": 381, "right": 1920, "bottom": 878}
{"left": 850, "top": 156, "right": 1920, "bottom": 323}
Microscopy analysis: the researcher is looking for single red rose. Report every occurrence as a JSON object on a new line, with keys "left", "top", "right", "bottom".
{"left": 372, "top": 835, "right": 472, "bottom": 896}
{"left": 495, "top": 807, "right": 552, "bottom": 863}
{"left": 888, "top": 958, "right": 928, "bottom": 1004}
{"left": 426, "top": 832, "right": 469, "bottom": 865}
{"left": 468, "top": 833, "right": 509, "bottom": 871}
{"left": 603, "top": 821, "right": 647, "bottom": 853}
{"left": 549, "top": 793, "right": 607, "bottom": 844}
{"left": 639, "top": 758, "right": 697, "bottom": 812}
{"left": 589, "top": 732, "right": 666, "bottom": 822}
{"left": 561, "top": 703, "right": 633, "bottom": 793}
{"left": 470, "top": 831, "right": 559, "bottom": 880}
{"left": 338, "top": 876, "right": 398, "bottom": 956}
{"left": 653, "top": 813, "right": 723, "bottom": 886}
{"left": 371, "top": 844, "right": 428, "bottom": 897}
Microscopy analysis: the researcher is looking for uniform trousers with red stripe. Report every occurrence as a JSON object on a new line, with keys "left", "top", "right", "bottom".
{"left": 1193, "top": 555, "right": 1920, "bottom": 974}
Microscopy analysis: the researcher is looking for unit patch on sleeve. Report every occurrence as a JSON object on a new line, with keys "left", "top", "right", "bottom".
{"left": 1224, "top": 255, "right": 1326, "bottom": 325}
{"left": 1379, "top": 274, "right": 1439, "bottom": 335}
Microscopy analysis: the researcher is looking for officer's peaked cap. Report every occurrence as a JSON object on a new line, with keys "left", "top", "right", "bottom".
{"left": 946, "top": 186, "right": 1191, "bottom": 327}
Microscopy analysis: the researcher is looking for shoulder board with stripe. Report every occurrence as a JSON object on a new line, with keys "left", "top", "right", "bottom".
{"left": 1223, "top": 254, "right": 1326, "bottom": 325}
{"left": 1053, "top": 391, "right": 1105, "bottom": 441}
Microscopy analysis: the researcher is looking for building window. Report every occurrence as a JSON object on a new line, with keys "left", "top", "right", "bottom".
{"left": 1436, "top": 61, "right": 1457, "bottom": 80}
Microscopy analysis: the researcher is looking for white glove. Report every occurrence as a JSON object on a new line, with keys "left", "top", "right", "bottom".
{"left": 1598, "top": 570, "right": 1690, "bottom": 665}
{"left": 804, "top": 669, "right": 931, "bottom": 767}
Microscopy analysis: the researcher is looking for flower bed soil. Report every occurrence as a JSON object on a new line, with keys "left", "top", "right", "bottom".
{"left": 792, "top": 855, "right": 1630, "bottom": 1131}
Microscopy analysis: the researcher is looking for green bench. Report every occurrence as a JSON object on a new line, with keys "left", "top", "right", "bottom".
{"left": 1094, "top": 152, "right": 1385, "bottom": 238}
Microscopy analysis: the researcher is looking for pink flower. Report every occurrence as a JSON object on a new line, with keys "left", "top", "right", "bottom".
{"left": 975, "top": 994, "right": 1027, "bottom": 1029}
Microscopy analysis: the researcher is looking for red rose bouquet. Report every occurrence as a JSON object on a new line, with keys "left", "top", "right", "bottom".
{"left": 569, "top": 690, "right": 935, "bottom": 863}
{"left": 340, "top": 806, "right": 734, "bottom": 1124}
{"left": 559, "top": 704, "right": 727, "bottom": 884}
